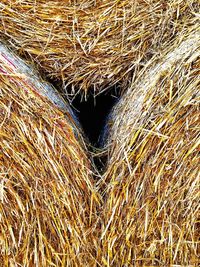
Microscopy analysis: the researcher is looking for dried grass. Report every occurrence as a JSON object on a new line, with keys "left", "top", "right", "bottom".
{"left": 0, "top": 2, "right": 199, "bottom": 266}
{"left": 0, "top": 43, "right": 100, "bottom": 266}
{"left": 99, "top": 27, "right": 200, "bottom": 266}
{"left": 0, "top": 0, "right": 199, "bottom": 93}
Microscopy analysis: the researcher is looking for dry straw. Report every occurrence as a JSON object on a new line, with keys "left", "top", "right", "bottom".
{"left": 0, "top": 1, "right": 199, "bottom": 93}
{"left": 0, "top": 1, "right": 200, "bottom": 266}
{"left": 99, "top": 27, "right": 200, "bottom": 266}
{"left": 0, "top": 44, "right": 100, "bottom": 266}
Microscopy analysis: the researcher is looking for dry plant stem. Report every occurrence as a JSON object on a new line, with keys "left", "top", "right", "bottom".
{"left": 0, "top": 0, "right": 199, "bottom": 93}
{"left": 100, "top": 29, "right": 200, "bottom": 266}
{"left": 0, "top": 44, "right": 100, "bottom": 266}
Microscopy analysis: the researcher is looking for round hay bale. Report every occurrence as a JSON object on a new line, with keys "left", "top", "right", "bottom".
{"left": 99, "top": 29, "right": 200, "bottom": 265}
{"left": 0, "top": 44, "right": 100, "bottom": 266}
{"left": 0, "top": 1, "right": 199, "bottom": 93}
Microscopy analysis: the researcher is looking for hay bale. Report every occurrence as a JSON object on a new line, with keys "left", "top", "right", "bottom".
{"left": 0, "top": 2, "right": 199, "bottom": 265}
{"left": 0, "top": 0, "right": 199, "bottom": 93}
{"left": 0, "top": 44, "right": 100, "bottom": 266}
{"left": 99, "top": 28, "right": 200, "bottom": 265}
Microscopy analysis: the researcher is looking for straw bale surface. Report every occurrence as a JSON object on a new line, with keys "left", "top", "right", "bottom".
{"left": 0, "top": 44, "right": 99, "bottom": 266}
{"left": 0, "top": 0, "right": 199, "bottom": 93}
{"left": 99, "top": 28, "right": 200, "bottom": 266}
{"left": 0, "top": 2, "right": 199, "bottom": 266}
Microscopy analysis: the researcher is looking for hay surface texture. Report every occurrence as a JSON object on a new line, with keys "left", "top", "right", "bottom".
{"left": 0, "top": 44, "right": 99, "bottom": 266}
{"left": 0, "top": 2, "right": 200, "bottom": 266}
{"left": 0, "top": 0, "right": 199, "bottom": 93}
{"left": 100, "top": 29, "right": 200, "bottom": 266}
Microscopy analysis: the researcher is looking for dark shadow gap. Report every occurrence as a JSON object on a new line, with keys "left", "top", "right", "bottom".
{"left": 45, "top": 77, "right": 121, "bottom": 173}
{"left": 71, "top": 84, "right": 120, "bottom": 148}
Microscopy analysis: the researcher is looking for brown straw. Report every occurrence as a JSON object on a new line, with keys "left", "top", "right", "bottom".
{"left": 0, "top": 1, "right": 199, "bottom": 93}
{"left": 0, "top": 43, "right": 100, "bottom": 266}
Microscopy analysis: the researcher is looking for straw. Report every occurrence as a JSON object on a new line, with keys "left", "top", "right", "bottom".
{"left": 0, "top": 0, "right": 199, "bottom": 94}
{"left": 0, "top": 43, "right": 100, "bottom": 266}
{"left": 99, "top": 28, "right": 200, "bottom": 266}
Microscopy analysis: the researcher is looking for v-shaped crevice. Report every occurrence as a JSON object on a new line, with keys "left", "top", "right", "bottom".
{"left": 71, "top": 86, "right": 120, "bottom": 148}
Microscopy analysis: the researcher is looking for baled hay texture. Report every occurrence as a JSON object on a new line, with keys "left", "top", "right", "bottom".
{"left": 0, "top": 1, "right": 199, "bottom": 93}
{"left": 0, "top": 44, "right": 100, "bottom": 266}
{"left": 0, "top": 43, "right": 78, "bottom": 121}
{"left": 99, "top": 29, "right": 200, "bottom": 266}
